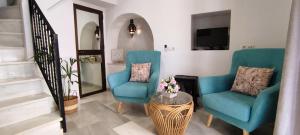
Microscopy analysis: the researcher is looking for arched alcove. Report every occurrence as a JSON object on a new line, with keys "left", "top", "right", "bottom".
{"left": 107, "top": 13, "right": 154, "bottom": 63}
{"left": 117, "top": 17, "right": 154, "bottom": 52}
{"left": 80, "top": 22, "right": 100, "bottom": 50}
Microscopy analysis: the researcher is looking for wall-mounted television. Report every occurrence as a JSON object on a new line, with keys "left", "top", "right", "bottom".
{"left": 194, "top": 27, "right": 229, "bottom": 50}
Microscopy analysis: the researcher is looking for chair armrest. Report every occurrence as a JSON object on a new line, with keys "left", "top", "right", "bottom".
{"left": 107, "top": 70, "right": 130, "bottom": 90}
{"left": 147, "top": 72, "right": 160, "bottom": 97}
{"left": 198, "top": 74, "right": 235, "bottom": 95}
{"left": 249, "top": 83, "right": 280, "bottom": 130}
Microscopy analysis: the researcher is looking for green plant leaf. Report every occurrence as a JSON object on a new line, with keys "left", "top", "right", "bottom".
{"left": 60, "top": 57, "right": 78, "bottom": 97}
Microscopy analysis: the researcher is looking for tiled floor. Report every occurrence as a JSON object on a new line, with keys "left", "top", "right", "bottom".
{"left": 64, "top": 91, "right": 273, "bottom": 135}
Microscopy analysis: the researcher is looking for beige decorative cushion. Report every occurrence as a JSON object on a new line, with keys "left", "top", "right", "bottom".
{"left": 130, "top": 63, "right": 151, "bottom": 82}
{"left": 231, "top": 66, "right": 274, "bottom": 96}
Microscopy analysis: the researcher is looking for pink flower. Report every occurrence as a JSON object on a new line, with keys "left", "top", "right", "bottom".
{"left": 159, "top": 82, "right": 168, "bottom": 90}
{"left": 159, "top": 84, "right": 165, "bottom": 90}
{"left": 171, "top": 79, "right": 176, "bottom": 84}
{"left": 169, "top": 77, "right": 176, "bottom": 84}
{"left": 159, "top": 76, "right": 180, "bottom": 93}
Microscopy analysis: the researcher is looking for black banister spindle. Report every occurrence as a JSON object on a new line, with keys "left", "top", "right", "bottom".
{"left": 29, "top": 0, "right": 66, "bottom": 132}
{"left": 53, "top": 34, "right": 66, "bottom": 132}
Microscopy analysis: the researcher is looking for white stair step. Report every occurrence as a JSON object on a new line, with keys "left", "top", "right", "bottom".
{"left": 0, "top": 19, "right": 23, "bottom": 33}
{"left": 0, "top": 61, "right": 36, "bottom": 80}
{"left": 0, "top": 77, "right": 43, "bottom": 102}
{"left": 0, "top": 47, "right": 25, "bottom": 62}
{"left": 0, "top": 6, "right": 21, "bottom": 19}
{"left": 0, "top": 112, "right": 62, "bottom": 135}
{"left": 0, "top": 32, "right": 24, "bottom": 47}
{"left": 0, "top": 93, "right": 56, "bottom": 127}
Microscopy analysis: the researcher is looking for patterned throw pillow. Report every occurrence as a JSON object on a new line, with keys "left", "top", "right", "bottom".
{"left": 129, "top": 63, "right": 151, "bottom": 82}
{"left": 231, "top": 66, "right": 274, "bottom": 96}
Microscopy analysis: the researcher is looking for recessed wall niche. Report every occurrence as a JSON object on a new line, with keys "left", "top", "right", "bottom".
{"left": 191, "top": 10, "right": 231, "bottom": 50}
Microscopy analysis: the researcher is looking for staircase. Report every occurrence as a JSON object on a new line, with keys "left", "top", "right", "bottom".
{"left": 0, "top": 2, "right": 63, "bottom": 135}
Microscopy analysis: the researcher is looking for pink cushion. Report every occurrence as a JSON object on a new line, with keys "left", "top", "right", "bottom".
{"left": 130, "top": 63, "right": 151, "bottom": 82}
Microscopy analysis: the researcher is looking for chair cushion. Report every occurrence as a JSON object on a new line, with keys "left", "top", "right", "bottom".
{"left": 231, "top": 66, "right": 274, "bottom": 96}
{"left": 203, "top": 91, "right": 256, "bottom": 122}
{"left": 130, "top": 63, "right": 151, "bottom": 82}
{"left": 114, "top": 82, "right": 148, "bottom": 99}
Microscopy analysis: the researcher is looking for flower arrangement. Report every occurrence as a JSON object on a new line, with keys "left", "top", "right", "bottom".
{"left": 159, "top": 76, "right": 180, "bottom": 98}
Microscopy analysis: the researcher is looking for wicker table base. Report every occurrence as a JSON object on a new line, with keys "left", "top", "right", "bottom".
{"left": 149, "top": 99, "right": 194, "bottom": 135}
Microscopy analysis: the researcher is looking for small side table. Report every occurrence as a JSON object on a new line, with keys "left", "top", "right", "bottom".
{"left": 148, "top": 92, "right": 194, "bottom": 135}
{"left": 175, "top": 75, "right": 199, "bottom": 112}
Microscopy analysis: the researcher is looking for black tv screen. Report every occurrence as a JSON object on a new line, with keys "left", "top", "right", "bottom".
{"left": 195, "top": 27, "right": 229, "bottom": 50}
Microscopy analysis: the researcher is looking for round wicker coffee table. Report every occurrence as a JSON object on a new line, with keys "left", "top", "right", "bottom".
{"left": 148, "top": 91, "right": 194, "bottom": 135}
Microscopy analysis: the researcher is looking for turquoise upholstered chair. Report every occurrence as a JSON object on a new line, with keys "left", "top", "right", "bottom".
{"left": 107, "top": 51, "right": 161, "bottom": 114}
{"left": 198, "top": 48, "right": 285, "bottom": 135}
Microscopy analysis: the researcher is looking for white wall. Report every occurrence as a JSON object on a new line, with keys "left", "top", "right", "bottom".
{"left": 0, "top": 0, "right": 7, "bottom": 7}
{"left": 106, "top": 0, "right": 292, "bottom": 78}
{"left": 21, "top": 0, "right": 33, "bottom": 59}
{"left": 117, "top": 17, "right": 154, "bottom": 53}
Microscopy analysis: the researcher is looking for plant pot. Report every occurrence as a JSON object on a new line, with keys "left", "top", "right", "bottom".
{"left": 162, "top": 92, "right": 178, "bottom": 98}
{"left": 64, "top": 96, "right": 78, "bottom": 114}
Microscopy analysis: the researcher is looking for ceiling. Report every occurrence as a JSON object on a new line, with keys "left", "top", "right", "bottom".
{"left": 79, "top": 0, "right": 118, "bottom": 8}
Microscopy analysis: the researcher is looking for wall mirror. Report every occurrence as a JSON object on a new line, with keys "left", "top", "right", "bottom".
{"left": 73, "top": 4, "right": 106, "bottom": 97}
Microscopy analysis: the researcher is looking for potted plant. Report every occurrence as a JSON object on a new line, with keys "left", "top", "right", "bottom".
{"left": 61, "top": 58, "right": 78, "bottom": 114}
{"left": 159, "top": 76, "right": 180, "bottom": 98}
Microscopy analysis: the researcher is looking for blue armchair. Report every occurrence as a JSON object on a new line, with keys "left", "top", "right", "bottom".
{"left": 198, "top": 48, "right": 285, "bottom": 135}
{"left": 107, "top": 51, "right": 161, "bottom": 114}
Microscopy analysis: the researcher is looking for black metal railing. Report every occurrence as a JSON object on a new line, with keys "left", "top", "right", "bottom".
{"left": 29, "top": 0, "right": 66, "bottom": 132}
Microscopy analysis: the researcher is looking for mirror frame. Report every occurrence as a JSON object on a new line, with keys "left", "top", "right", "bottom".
{"left": 73, "top": 4, "right": 107, "bottom": 98}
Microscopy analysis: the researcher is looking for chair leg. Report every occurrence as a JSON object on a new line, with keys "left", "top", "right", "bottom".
{"left": 116, "top": 102, "right": 123, "bottom": 113}
{"left": 206, "top": 114, "right": 213, "bottom": 127}
{"left": 144, "top": 104, "right": 149, "bottom": 116}
{"left": 243, "top": 130, "right": 250, "bottom": 135}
